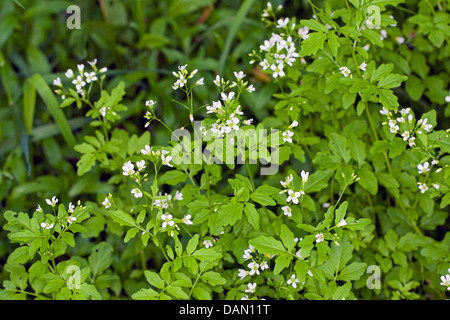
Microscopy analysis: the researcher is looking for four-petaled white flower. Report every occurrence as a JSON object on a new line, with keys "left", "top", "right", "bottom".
{"left": 182, "top": 214, "right": 193, "bottom": 225}
{"left": 72, "top": 75, "right": 86, "bottom": 91}
{"left": 276, "top": 17, "right": 289, "bottom": 28}
{"left": 175, "top": 190, "right": 183, "bottom": 201}
{"left": 298, "top": 26, "right": 310, "bottom": 40}
{"left": 280, "top": 174, "right": 293, "bottom": 187}
{"left": 131, "top": 188, "right": 143, "bottom": 198}
{"left": 282, "top": 130, "right": 294, "bottom": 143}
{"left": 339, "top": 66, "right": 351, "bottom": 77}
{"left": 336, "top": 219, "right": 347, "bottom": 227}
{"left": 287, "top": 274, "right": 299, "bottom": 288}
{"left": 141, "top": 145, "right": 152, "bottom": 155}
{"left": 45, "top": 196, "right": 58, "bottom": 207}
{"left": 136, "top": 160, "right": 146, "bottom": 171}
{"left": 84, "top": 72, "right": 97, "bottom": 83}
{"left": 146, "top": 100, "right": 156, "bottom": 107}
{"left": 36, "top": 204, "right": 43, "bottom": 213}
{"left": 281, "top": 206, "right": 292, "bottom": 217}
{"left": 234, "top": 71, "right": 245, "bottom": 80}
{"left": 203, "top": 239, "right": 213, "bottom": 248}
{"left": 315, "top": 233, "right": 324, "bottom": 243}
{"left": 417, "top": 162, "right": 430, "bottom": 174}
{"left": 301, "top": 170, "right": 309, "bottom": 183}
{"left": 248, "top": 261, "right": 260, "bottom": 276}
{"left": 271, "top": 63, "right": 285, "bottom": 78}
{"left": 247, "top": 84, "right": 255, "bottom": 93}
{"left": 221, "top": 91, "right": 235, "bottom": 104}
{"left": 245, "top": 283, "right": 257, "bottom": 293}
{"left": 67, "top": 216, "right": 77, "bottom": 224}
{"left": 238, "top": 269, "right": 249, "bottom": 280}
{"left": 122, "top": 161, "right": 135, "bottom": 176}
{"left": 68, "top": 202, "right": 75, "bottom": 214}
{"left": 161, "top": 214, "right": 174, "bottom": 228}
{"left": 417, "top": 182, "right": 428, "bottom": 194}
{"left": 286, "top": 189, "right": 303, "bottom": 204}
{"left": 102, "top": 197, "right": 111, "bottom": 208}
{"left": 53, "top": 77, "right": 62, "bottom": 87}
{"left": 260, "top": 261, "right": 269, "bottom": 270}
{"left": 161, "top": 154, "right": 173, "bottom": 167}
{"left": 41, "top": 222, "right": 54, "bottom": 230}
{"left": 65, "top": 69, "right": 74, "bottom": 78}
{"left": 440, "top": 272, "right": 450, "bottom": 290}
{"left": 359, "top": 61, "right": 367, "bottom": 71}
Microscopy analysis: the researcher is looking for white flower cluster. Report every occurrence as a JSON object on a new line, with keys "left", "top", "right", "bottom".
{"left": 256, "top": 30, "right": 300, "bottom": 78}
{"left": 36, "top": 197, "right": 80, "bottom": 230}
{"left": 172, "top": 64, "right": 204, "bottom": 91}
{"left": 380, "top": 107, "right": 433, "bottom": 147}
{"left": 53, "top": 59, "right": 107, "bottom": 99}
{"left": 282, "top": 120, "right": 298, "bottom": 144}
{"left": 237, "top": 244, "right": 272, "bottom": 290}
{"left": 279, "top": 170, "right": 309, "bottom": 212}
{"left": 153, "top": 190, "right": 183, "bottom": 209}
{"left": 440, "top": 268, "right": 450, "bottom": 291}
{"left": 202, "top": 72, "right": 255, "bottom": 138}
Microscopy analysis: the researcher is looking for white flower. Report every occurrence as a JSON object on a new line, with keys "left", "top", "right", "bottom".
{"left": 84, "top": 72, "right": 97, "bottom": 83}
{"left": 77, "top": 64, "right": 85, "bottom": 73}
{"left": 102, "top": 197, "right": 111, "bottom": 208}
{"left": 290, "top": 120, "right": 298, "bottom": 128}
{"left": 300, "top": 170, "right": 309, "bottom": 183}
{"left": 196, "top": 77, "right": 204, "bottom": 86}
{"left": 433, "top": 184, "right": 440, "bottom": 190}
{"left": 238, "top": 269, "right": 249, "bottom": 280}
{"left": 141, "top": 145, "right": 152, "bottom": 155}
{"left": 161, "top": 214, "right": 174, "bottom": 228}
{"left": 68, "top": 202, "right": 75, "bottom": 214}
{"left": 146, "top": 100, "right": 156, "bottom": 107}
{"left": 298, "top": 26, "right": 310, "bottom": 40}
{"left": 131, "top": 188, "right": 143, "bottom": 198}
{"left": 287, "top": 189, "right": 303, "bottom": 204}
{"left": 248, "top": 261, "right": 260, "bottom": 276}
{"left": 53, "top": 77, "right": 62, "bottom": 87}
{"left": 87, "top": 59, "right": 97, "bottom": 67}
{"left": 243, "top": 119, "right": 254, "bottom": 125}
{"left": 213, "top": 75, "right": 222, "bottom": 86}
{"left": 276, "top": 17, "right": 289, "bottom": 28}
{"left": 401, "top": 131, "right": 410, "bottom": 141}
{"left": 245, "top": 283, "right": 257, "bottom": 293}
{"left": 65, "top": 69, "right": 74, "bottom": 78}
{"left": 41, "top": 222, "right": 54, "bottom": 230}
{"left": 336, "top": 219, "right": 347, "bottom": 227}
{"left": 395, "top": 36, "right": 405, "bottom": 44}
{"left": 99, "top": 67, "right": 108, "bottom": 73}
{"left": 72, "top": 75, "right": 86, "bottom": 91}
{"left": 339, "top": 66, "right": 351, "bottom": 77}
{"left": 234, "top": 71, "right": 245, "bottom": 80}
{"left": 136, "top": 160, "right": 146, "bottom": 171}
{"left": 440, "top": 274, "right": 450, "bottom": 288}
{"left": 359, "top": 61, "right": 367, "bottom": 71}
{"left": 408, "top": 137, "right": 416, "bottom": 147}
{"left": 315, "top": 233, "right": 324, "bottom": 243}
{"left": 203, "top": 239, "right": 213, "bottom": 248}
{"left": 260, "top": 261, "right": 269, "bottom": 270}
{"left": 417, "top": 162, "right": 430, "bottom": 174}
{"left": 271, "top": 63, "right": 285, "bottom": 78}
{"left": 100, "top": 107, "right": 107, "bottom": 117}
{"left": 174, "top": 190, "right": 183, "bottom": 201}
{"left": 36, "top": 205, "right": 43, "bottom": 213}
{"left": 417, "top": 182, "right": 428, "bottom": 194}
{"left": 282, "top": 130, "right": 294, "bottom": 143}
{"left": 221, "top": 91, "right": 235, "bottom": 104}
{"left": 45, "top": 196, "right": 58, "bottom": 207}
{"left": 280, "top": 174, "right": 293, "bottom": 187}
{"left": 182, "top": 214, "right": 192, "bottom": 225}
{"left": 67, "top": 216, "right": 77, "bottom": 224}
{"left": 380, "top": 107, "right": 389, "bottom": 115}
{"left": 260, "top": 59, "right": 270, "bottom": 70}
{"left": 247, "top": 84, "right": 255, "bottom": 93}
{"left": 287, "top": 274, "right": 299, "bottom": 288}
{"left": 281, "top": 206, "right": 292, "bottom": 217}
{"left": 380, "top": 29, "right": 387, "bottom": 40}
{"left": 161, "top": 154, "right": 173, "bottom": 167}
{"left": 122, "top": 161, "right": 135, "bottom": 176}
{"left": 243, "top": 245, "right": 255, "bottom": 260}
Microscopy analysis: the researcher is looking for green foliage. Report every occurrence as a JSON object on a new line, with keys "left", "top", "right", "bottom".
{"left": 1, "top": 0, "right": 450, "bottom": 301}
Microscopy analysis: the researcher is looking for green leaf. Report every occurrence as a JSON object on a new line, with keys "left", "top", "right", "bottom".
{"left": 337, "top": 262, "right": 367, "bottom": 281}
{"left": 216, "top": 203, "right": 244, "bottom": 226}
{"left": 108, "top": 210, "right": 137, "bottom": 227}
{"left": 329, "top": 133, "right": 351, "bottom": 163}
{"left": 132, "top": 288, "right": 159, "bottom": 300}
{"left": 201, "top": 271, "right": 227, "bottom": 286}
{"left": 300, "top": 19, "right": 329, "bottom": 32}
{"left": 273, "top": 253, "right": 293, "bottom": 274}
{"left": 186, "top": 234, "right": 199, "bottom": 255}
{"left": 362, "top": 29, "right": 384, "bottom": 47}
{"left": 357, "top": 167, "right": 378, "bottom": 195}
{"left": 347, "top": 133, "right": 366, "bottom": 167}
{"left": 249, "top": 235, "right": 287, "bottom": 255}
{"left": 89, "top": 242, "right": 113, "bottom": 277}
{"left": 158, "top": 170, "right": 188, "bottom": 186}
{"left": 192, "top": 248, "right": 221, "bottom": 261}
{"left": 145, "top": 270, "right": 165, "bottom": 289}
{"left": 244, "top": 203, "right": 260, "bottom": 230}
{"left": 378, "top": 88, "right": 399, "bottom": 110}
{"left": 299, "top": 32, "right": 326, "bottom": 57}
{"left": 303, "top": 169, "right": 333, "bottom": 193}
